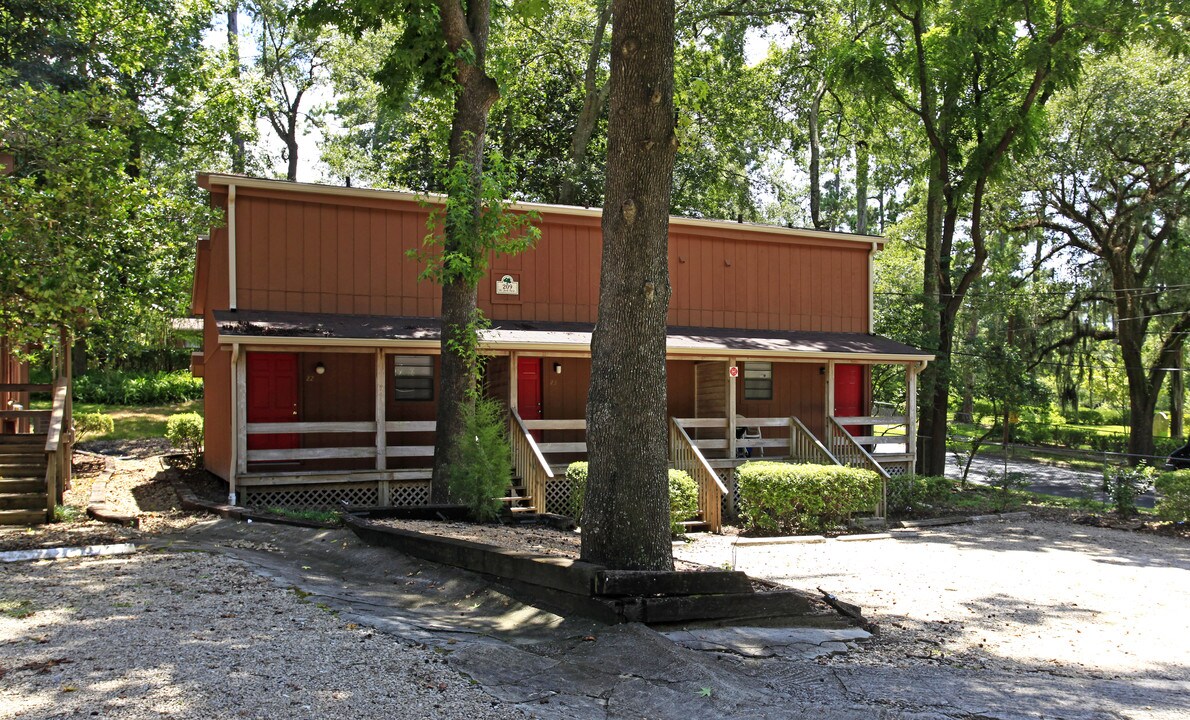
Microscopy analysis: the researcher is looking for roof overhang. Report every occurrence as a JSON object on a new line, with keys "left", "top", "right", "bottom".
{"left": 214, "top": 310, "right": 933, "bottom": 364}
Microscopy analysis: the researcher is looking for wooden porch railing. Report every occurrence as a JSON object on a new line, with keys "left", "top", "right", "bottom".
{"left": 510, "top": 409, "right": 552, "bottom": 515}
{"left": 43, "top": 378, "right": 70, "bottom": 520}
{"left": 669, "top": 417, "right": 727, "bottom": 532}
{"left": 827, "top": 416, "right": 890, "bottom": 516}
{"left": 243, "top": 420, "right": 436, "bottom": 465}
{"left": 788, "top": 416, "right": 839, "bottom": 465}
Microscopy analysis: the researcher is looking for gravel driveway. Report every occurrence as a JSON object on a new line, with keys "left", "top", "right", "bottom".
{"left": 675, "top": 518, "right": 1190, "bottom": 683}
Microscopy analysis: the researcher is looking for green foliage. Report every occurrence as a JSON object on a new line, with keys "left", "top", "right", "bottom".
{"left": 1154, "top": 470, "right": 1190, "bottom": 522}
{"left": 447, "top": 398, "right": 513, "bottom": 522}
{"left": 566, "top": 461, "right": 700, "bottom": 535}
{"left": 73, "top": 412, "right": 114, "bottom": 441}
{"left": 565, "top": 461, "right": 589, "bottom": 521}
{"left": 165, "top": 412, "right": 204, "bottom": 468}
{"left": 73, "top": 370, "right": 203, "bottom": 406}
{"left": 668, "top": 469, "right": 699, "bottom": 535}
{"left": 886, "top": 475, "right": 955, "bottom": 516}
{"left": 262, "top": 507, "right": 343, "bottom": 525}
{"left": 1101, "top": 464, "right": 1156, "bottom": 517}
{"left": 736, "top": 461, "right": 882, "bottom": 534}
{"left": 52, "top": 505, "right": 84, "bottom": 523}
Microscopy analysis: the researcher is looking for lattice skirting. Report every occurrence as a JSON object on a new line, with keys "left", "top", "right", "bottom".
{"left": 883, "top": 462, "right": 912, "bottom": 477}
{"left": 242, "top": 483, "right": 379, "bottom": 510}
{"left": 544, "top": 478, "right": 574, "bottom": 515}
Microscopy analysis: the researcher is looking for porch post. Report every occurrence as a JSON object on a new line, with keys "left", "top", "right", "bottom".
{"left": 726, "top": 358, "right": 737, "bottom": 461}
{"left": 906, "top": 362, "right": 918, "bottom": 471}
{"left": 509, "top": 352, "right": 519, "bottom": 411}
{"left": 375, "top": 349, "right": 386, "bottom": 471}
{"left": 233, "top": 345, "right": 247, "bottom": 496}
{"left": 824, "top": 360, "right": 836, "bottom": 428}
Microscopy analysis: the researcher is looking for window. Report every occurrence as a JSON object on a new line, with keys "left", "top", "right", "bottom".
{"left": 393, "top": 355, "right": 434, "bottom": 401}
{"left": 742, "top": 361, "right": 772, "bottom": 400}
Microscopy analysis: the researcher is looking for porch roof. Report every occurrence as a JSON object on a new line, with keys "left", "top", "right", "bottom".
{"left": 214, "top": 310, "right": 933, "bottom": 362}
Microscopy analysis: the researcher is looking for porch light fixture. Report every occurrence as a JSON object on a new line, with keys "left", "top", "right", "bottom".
{"left": 553, "top": 362, "right": 562, "bottom": 374}
{"left": 315, "top": 362, "right": 326, "bottom": 375}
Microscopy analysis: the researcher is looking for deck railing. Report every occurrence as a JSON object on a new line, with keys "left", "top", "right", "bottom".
{"left": 827, "top": 416, "right": 890, "bottom": 516}
{"left": 243, "top": 420, "right": 436, "bottom": 468}
{"left": 510, "top": 409, "right": 552, "bottom": 515}
{"left": 669, "top": 417, "right": 727, "bottom": 532}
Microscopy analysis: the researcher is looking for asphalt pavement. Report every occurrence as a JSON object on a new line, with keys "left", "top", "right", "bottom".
{"left": 944, "top": 451, "right": 1158, "bottom": 509}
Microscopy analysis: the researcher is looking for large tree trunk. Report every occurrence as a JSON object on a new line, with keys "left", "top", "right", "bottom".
{"left": 580, "top": 0, "right": 676, "bottom": 571}
{"left": 1172, "top": 343, "right": 1184, "bottom": 440}
{"left": 855, "top": 139, "right": 869, "bottom": 235}
{"left": 916, "top": 157, "right": 945, "bottom": 475}
{"left": 429, "top": 0, "right": 500, "bottom": 503}
{"left": 807, "top": 82, "right": 826, "bottom": 229}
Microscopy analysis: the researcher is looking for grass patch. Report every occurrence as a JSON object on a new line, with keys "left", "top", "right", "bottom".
{"left": 262, "top": 507, "right": 342, "bottom": 525}
{"left": 52, "top": 505, "right": 85, "bottom": 523}
{"left": 0, "top": 599, "right": 36, "bottom": 619}
{"left": 31, "top": 399, "right": 203, "bottom": 441}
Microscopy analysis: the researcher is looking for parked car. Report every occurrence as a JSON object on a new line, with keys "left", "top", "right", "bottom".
{"left": 1166, "top": 442, "right": 1190, "bottom": 470}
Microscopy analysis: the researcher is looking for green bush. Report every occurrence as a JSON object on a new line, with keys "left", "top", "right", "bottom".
{"left": 73, "top": 370, "right": 203, "bottom": 405}
{"left": 565, "top": 461, "right": 701, "bottom": 535}
{"left": 668, "top": 469, "right": 699, "bottom": 535}
{"left": 1154, "top": 470, "right": 1190, "bottom": 522}
{"left": 73, "top": 412, "right": 114, "bottom": 440}
{"left": 1101, "top": 464, "right": 1156, "bottom": 517}
{"left": 886, "top": 475, "right": 954, "bottom": 515}
{"left": 165, "top": 412, "right": 204, "bottom": 468}
{"left": 447, "top": 398, "right": 513, "bottom": 522}
{"left": 565, "top": 461, "right": 589, "bottom": 521}
{"left": 737, "top": 461, "right": 882, "bottom": 534}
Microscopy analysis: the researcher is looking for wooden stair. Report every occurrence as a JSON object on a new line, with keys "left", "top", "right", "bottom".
{"left": 0, "top": 433, "right": 49, "bottom": 525}
{"left": 498, "top": 477, "right": 537, "bottom": 514}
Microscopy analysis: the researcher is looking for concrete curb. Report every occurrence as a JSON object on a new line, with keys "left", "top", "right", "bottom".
{"left": 0, "top": 542, "right": 138, "bottom": 563}
{"left": 735, "top": 535, "right": 827, "bottom": 546}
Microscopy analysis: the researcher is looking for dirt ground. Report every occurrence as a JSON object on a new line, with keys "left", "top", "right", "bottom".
{"left": 5, "top": 448, "right": 1188, "bottom": 690}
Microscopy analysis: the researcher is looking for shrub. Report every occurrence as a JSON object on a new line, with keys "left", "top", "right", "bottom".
{"left": 887, "top": 475, "right": 954, "bottom": 515}
{"left": 1154, "top": 470, "right": 1190, "bottom": 522}
{"left": 668, "top": 469, "right": 699, "bottom": 535}
{"left": 447, "top": 398, "right": 513, "bottom": 522}
{"left": 736, "top": 461, "right": 882, "bottom": 534}
{"left": 73, "top": 412, "right": 114, "bottom": 440}
{"left": 1077, "top": 408, "right": 1106, "bottom": 425}
{"left": 1101, "top": 464, "right": 1156, "bottom": 517}
{"left": 165, "top": 412, "right": 204, "bottom": 468}
{"left": 566, "top": 461, "right": 701, "bottom": 535}
{"left": 73, "top": 370, "right": 203, "bottom": 405}
{"left": 565, "top": 461, "right": 589, "bottom": 521}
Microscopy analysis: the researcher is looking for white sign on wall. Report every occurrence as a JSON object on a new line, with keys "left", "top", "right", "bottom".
{"left": 496, "top": 274, "right": 520, "bottom": 296}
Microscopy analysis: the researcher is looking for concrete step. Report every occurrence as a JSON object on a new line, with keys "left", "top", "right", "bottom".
{"left": 0, "top": 509, "right": 47, "bottom": 526}
{"left": 0, "top": 479, "right": 44, "bottom": 494}
{"left": 0, "top": 493, "right": 47, "bottom": 511}
{"left": 508, "top": 506, "right": 538, "bottom": 513}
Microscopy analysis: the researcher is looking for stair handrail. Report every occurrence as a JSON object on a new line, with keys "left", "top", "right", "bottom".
{"left": 788, "top": 416, "right": 839, "bottom": 465}
{"left": 42, "top": 378, "right": 70, "bottom": 520}
{"left": 827, "top": 416, "right": 889, "bottom": 517}
{"left": 510, "top": 408, "right": 553, "bottom": 514}
{"left": 670, "top": 417, "right": 727, "bottom": 533}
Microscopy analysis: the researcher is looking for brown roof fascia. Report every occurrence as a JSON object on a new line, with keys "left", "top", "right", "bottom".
{"left": 196, "top": 173, "right": 886, "bottom": 250}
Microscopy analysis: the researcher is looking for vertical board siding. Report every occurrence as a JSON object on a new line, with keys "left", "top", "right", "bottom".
{"left": 230, "top": 188, "right": 869, "bottom": 332}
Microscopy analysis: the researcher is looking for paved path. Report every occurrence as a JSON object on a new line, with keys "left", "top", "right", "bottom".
{"left": 137, "top": 518, "right": 1188, "bottom": 720}
{"left": 945, "top": 452, "right": 1158, "bottom": 509}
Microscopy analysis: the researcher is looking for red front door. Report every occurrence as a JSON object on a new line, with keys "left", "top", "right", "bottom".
{"left": 517, "top": 357, "right": 543, "bottom": 440}
{"left": 247, "top": 352, "right": 299, "bottom": 452}
{"left": 833, "top": 364, "right": 863, "bottom": 436}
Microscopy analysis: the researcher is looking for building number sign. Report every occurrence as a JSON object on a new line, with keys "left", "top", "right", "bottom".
{"left": 496, "top": 274, "right": 520, "bottom": 296}
{"left": 729, "top": 366, "right": 739, "bottom": 378}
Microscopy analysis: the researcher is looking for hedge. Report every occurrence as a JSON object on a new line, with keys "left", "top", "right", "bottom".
{"left": 1155, "top": 470, "right": 1190, "bottom": 522}
{"left": 73, "top": 370, "right": 203, "bottom": 405}
{"left": 565, "top": 462, "right": 700, "bottom": 534}
{"left": 737, "top": 461, "right": 882, "bottom": 534}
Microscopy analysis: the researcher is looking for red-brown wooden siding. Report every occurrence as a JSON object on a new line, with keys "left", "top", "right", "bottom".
{"left": 214, "top": 186, "right": 870, "bottom": 334}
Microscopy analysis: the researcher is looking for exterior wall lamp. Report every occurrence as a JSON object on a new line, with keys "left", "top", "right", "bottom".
{"left": 553, "top": 362, "right": 562, "bottom": 374}
{"left": 315, "top": 362, "right": 326, "bottom": 375}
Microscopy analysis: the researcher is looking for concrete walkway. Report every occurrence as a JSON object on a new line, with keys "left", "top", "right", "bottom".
{"left": 149, "top": 518, "right": 1189, "bottom": 720}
